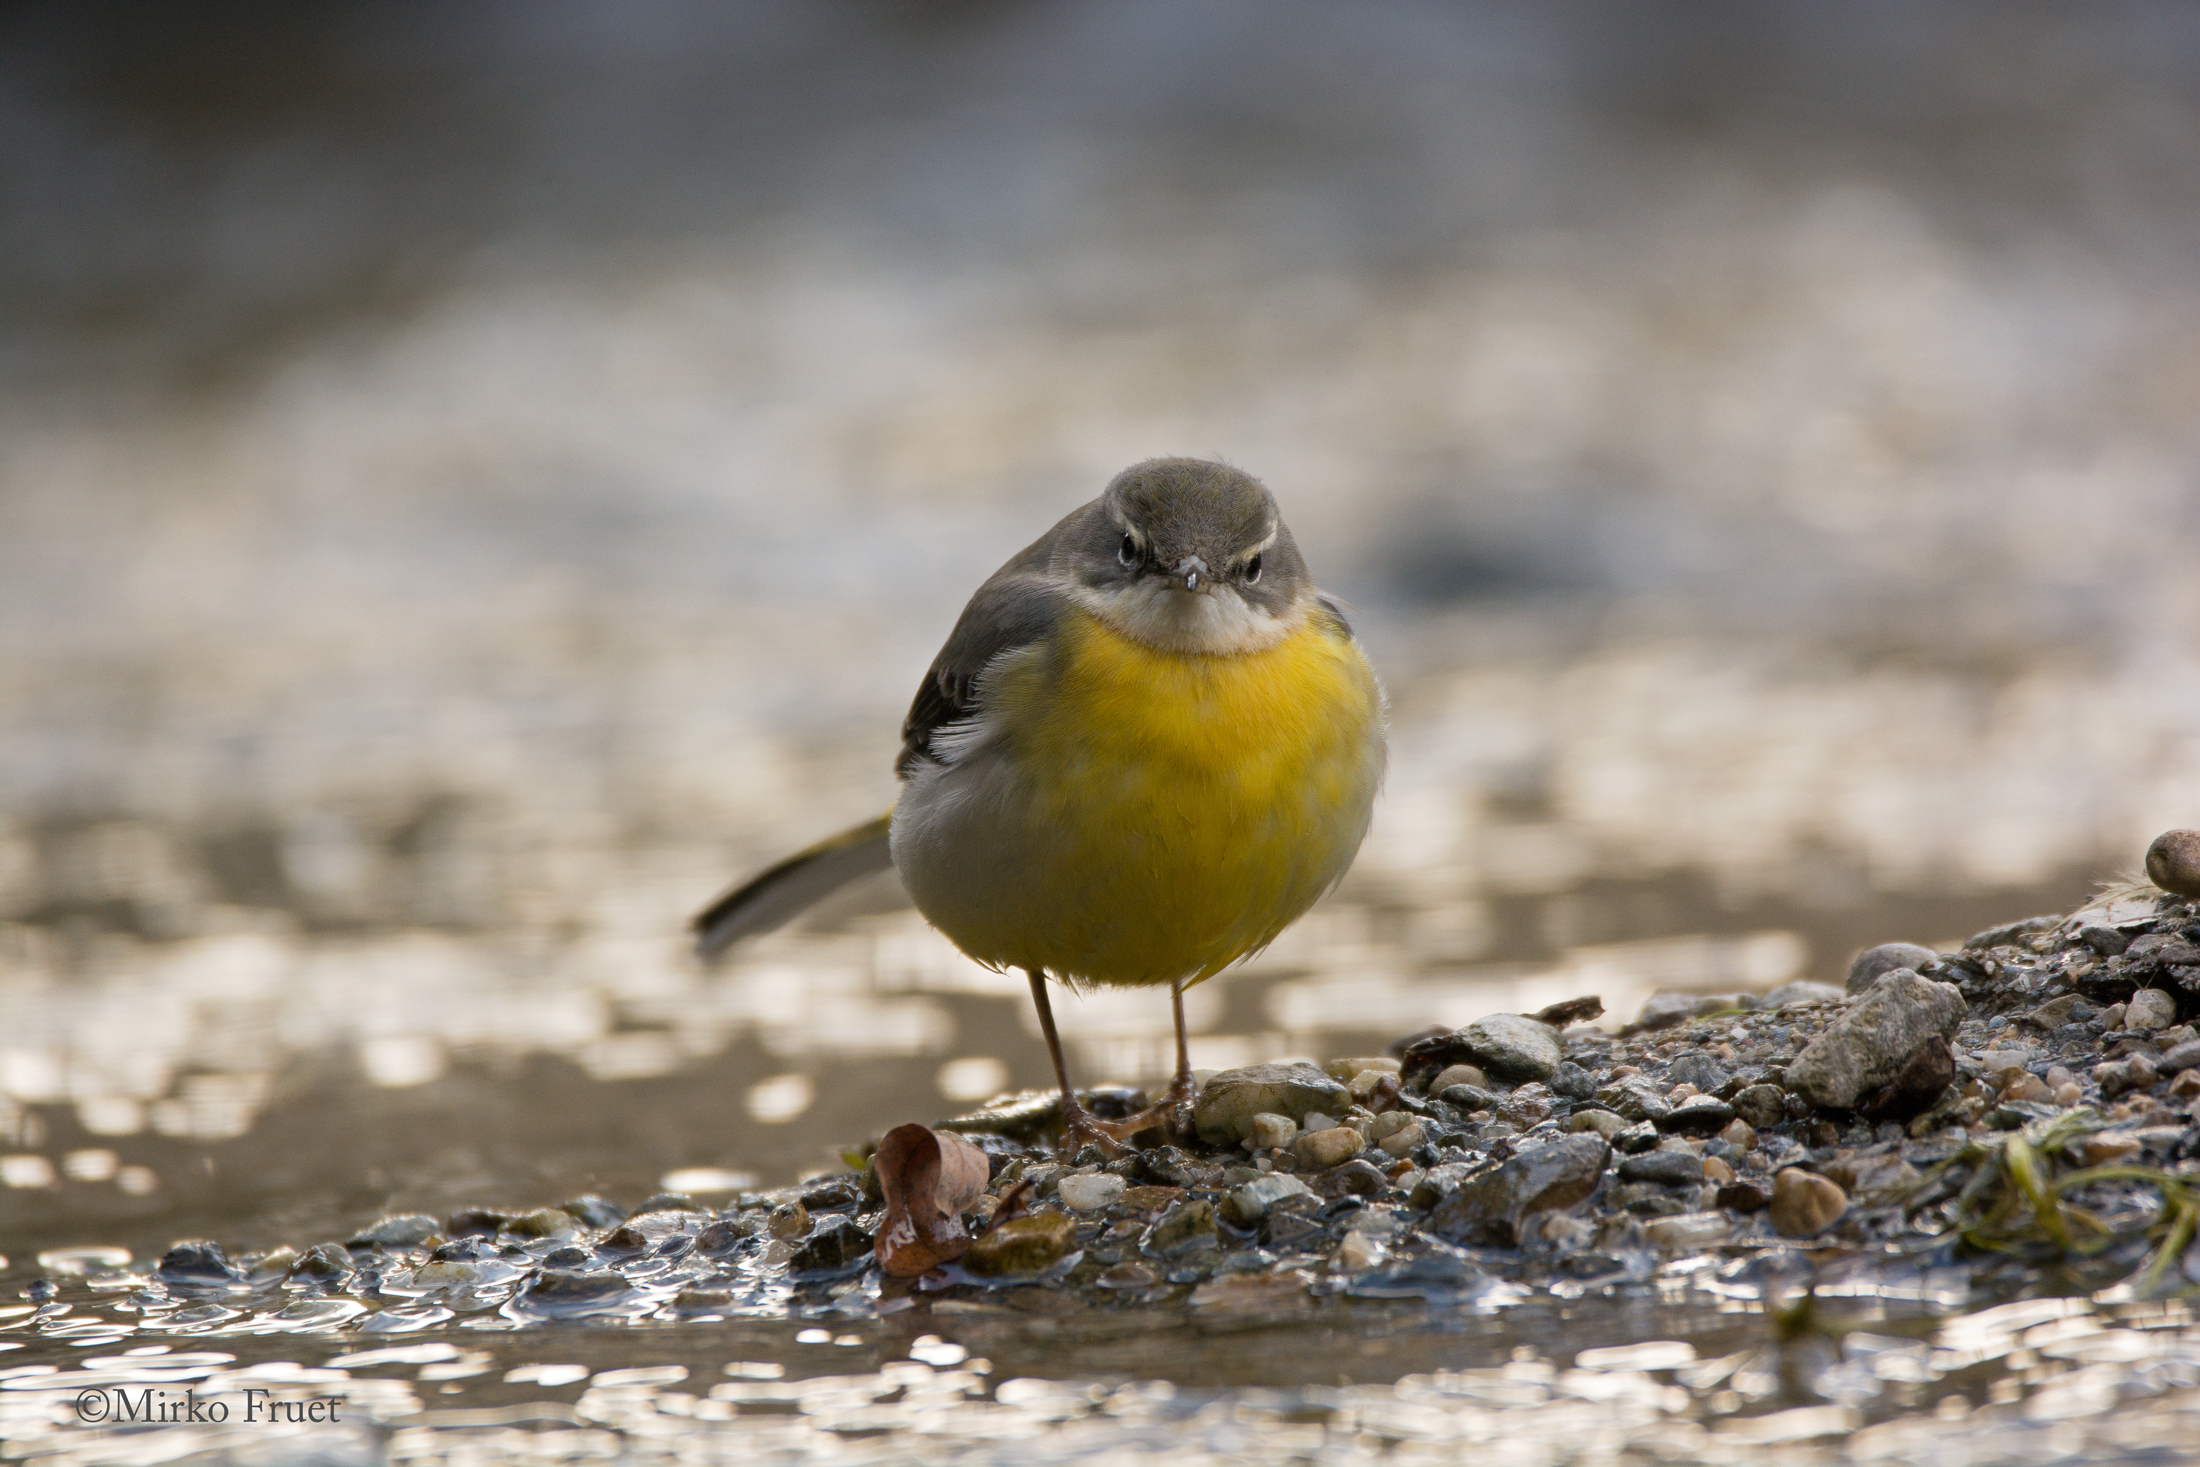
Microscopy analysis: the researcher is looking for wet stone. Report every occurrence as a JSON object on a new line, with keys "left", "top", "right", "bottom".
{"left": 507, "top": 1207, "right": 582, "bottom": 1239}
{"left": 1194, "top": 1063, "right": 1350, "bottom": 1145}
{"left": 1316, "top": 1158, "right": 1390, "bottom": 1198}
{"left": 1222, "top": 1172, "right": 1314, "bottom": 1227}
{"left": 966, "top": 1211, "right": 1077, "bottom": 1276}
{"left": 1849, "top": 942, "right": 1941, "bottom": 994}
{"left": 1144, "top": 1199, "right": 1219, "bottom": 1256}
{"left": 157, "top": 1241, "right": 241, "bottom": 1285}
{"left": 695, "top": 1218, "right": 757, "bottom": 1256}
{"left": 1565, "top": 1108, "right": 1626, "bottom": 1139}
{"left": 1296, "top": 1126, "right": 1366, "bottom": 1169}
{"left": 1247, "top": 1112, "right": 1298, "bottom": 1151}
{"left": 1438, "top": 1083, "right": 1498, "bottom": 1112}
{"left": 1451, "top": 1014, "right": 1564, "bottom": 1083}
{"left": 517, "top": 1270, "right": 636, "bottom": 1313}
{"left": 1617, "top": 1151, "right": 1705, "bottom": 1187}
{"left": 445, "top": 1208, "right": 514, "bottom": 1236}
{"left": 1769, "top": 1169, "right": 1849, "bottom": 1238}
{"left": 1059, "top": 1172, "right": 1126, "bottom": 1212}
{"left": 1614, "top": 1121, "right": 1661, "bottom": 1154}
{"left": 1596, "top": 1075, "right": 1672, "bottom": 1123}
{"left": 2127, "top": 988, "right": 2179, "bottom": 1031}
{"left": 1428, "top": 1063, "right": 1489, "bottom": 1095}
{"left": 1731, "top": 1083, "right": 1787, "bottom": 1129}
{"left": 1665, "top": 1053, "right": 1730, "bottom": 1094}
{"left": 557, "top": 1195, "right": 626, "bottom": 1229}
{"left": 2146, "top": 830, "right": 2200, "bottom": 898}
{"left": 636, "top": 1192, "right": 699, "bottom": 1216}
{"left": 1718, "top": 1180, "right": 1772, "bottom": 1213}
{"left": 1427, "top": 1134, "right": 1609, "bottom": 1247}
{"left": 1657, "top": 1094, "right": 1737, "bottom": 1135}
{"left": 1785, "top": 968, "right": 1967, "bottom": 1110}
{"left": 351, "top": 1214, "right": 439, "bottom": 1249}
{"left": 767, "top": 1202, "right": 810, "bottom": 1240}
{"left": 1260, "top": 1199, "right": 1329, "bottom": 1252}
{"left": 790, "top": 1216, "right": 872, "bottom": 1275}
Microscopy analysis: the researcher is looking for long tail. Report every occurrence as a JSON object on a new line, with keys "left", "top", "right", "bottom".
{"left": 691, "top": 812, "right": 895, "bottom": 960}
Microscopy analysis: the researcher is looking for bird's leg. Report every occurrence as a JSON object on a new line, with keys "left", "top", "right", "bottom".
{"left": 1082, "top": 982, "right": 1201, "bottom": 1145}
{"left": 1027, "top": 969, "right": 1126, "bottom": 1159}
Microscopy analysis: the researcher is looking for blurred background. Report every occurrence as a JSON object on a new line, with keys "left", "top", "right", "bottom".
{"left": 4, "top": 0, "right": 2200, "bottom": 1258}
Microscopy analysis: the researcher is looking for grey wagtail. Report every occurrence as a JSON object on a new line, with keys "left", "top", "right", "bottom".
{"left": 693, "top": 457, "right": 1385, "bottom": 1154}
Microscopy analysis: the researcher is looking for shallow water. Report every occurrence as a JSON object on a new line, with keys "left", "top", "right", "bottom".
{"left": 5, "top": 3, "right": 2200, "bottom": 1459}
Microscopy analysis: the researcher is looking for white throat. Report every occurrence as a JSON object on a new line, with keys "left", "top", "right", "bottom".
{"left": 1069, "top": 579, "right": 1301, "bottom": 654}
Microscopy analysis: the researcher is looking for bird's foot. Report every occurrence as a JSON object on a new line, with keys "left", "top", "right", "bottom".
{"left": 1058, "top": 1096, "right": 1131, "bottom": 1160}
{"left": 1071, "top": 1070, "right": 1200, "bottom": 1150}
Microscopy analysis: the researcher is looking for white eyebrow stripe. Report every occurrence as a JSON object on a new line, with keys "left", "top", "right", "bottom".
{"left": 1239, "top": 520, "right": 1278, "bottom": 563}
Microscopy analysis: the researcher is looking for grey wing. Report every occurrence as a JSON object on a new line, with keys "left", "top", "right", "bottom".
{"left": 897, "top": 555, "right": 1066, "bottom": 778}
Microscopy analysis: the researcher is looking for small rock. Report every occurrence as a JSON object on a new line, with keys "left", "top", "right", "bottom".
{"left": 695, "top": 1219, "right": 757, "bottom": 1256}
{"left": 445, "top": 1208, "right": 514, "bottom": 1236}
{"left": 1144, "top": 1199, "right": 1219, "bottom": 1256}
{"left": 2127, "top": 989, "right": 2180, "bottom": 1032}
{"left": 1429, "top": 1063, "right": 1489, "bottom": 1094}
{"left": 1496, "top": 1083, "right": 1554, "bottom": 1129}
{"left": 636, "top": 1192, "right": 700, "bottom": 1216}
{"left": 790, "top": 1217, "right": 872, "bottom": 1275}
{"left": 2078, "top": 925, "right": 2132, "bottom": 957}
{"left": 1096, "top": 1262, "right": 1159, "bottom": 1290}
{"left": 1859, "top": 1034, "right": 1957, "bottom": 1121}
{"left": 506, "top": 1208, "right": 581, "bottom": 1239}
{"left": 2026, "top": 995, "right": 2095, "bottom": 1030}
{"left": 1614, "top": 1120, "right": 1661, "bottom": 1153}
{"left": 1058, "top": 1173, "right": 1127, "bottom": 1212}
{"left": 1317, "top": 1158, "right": 1390, "bottom": 1198}
{"left": 767, "top": 1202, "right": 810, "bottom": 1241}
{"left": 1630, "top": 992, "right": 1711, "bottom": 1032}
{"left": 1368, "top": 1110, "right": 1418, "bottom": 1142}
{"left": 1642, "top": 1212, "right": 1732, "bottom": 1249}
{"left": 1333, "top": 1230, "right": 1379, "bottom": 1272}
{"left": 350, "top": 1214, "right": 440, "bottom": 1249}
{"left": 1565, "top": 1109, "right": 1626, "bottom": 1138}
{"left": 157, "top": 1241, "right": 241, "bottom": 1284}
{"left": 1619, "top": 1151, "right": 1705, "bottom": 1187}
{"left": 1847, "top": 943, "right": 1939, "bottom": 995}
{"left": 1427, "top": 1134, "right": 1610, "bottom": 1246}
{"left": 2096, "top": 1054, "right": 2159, "bottom": 1099}
{"left": 1377, "top": 1121, "right": 1428, "bottom": 1157}
{"left": 1718, "top": 1117, "right": 1758, "bottom": 1150}
{"left": 2145, "top": 830, "right": 2200, "bottom": 898}
{"left": 1702, "top": 1156, "right": 1736, "bottom": 1186}
{"left": 1549, "top": 1062, "right": 1599, "bottom": 1100}
{"left": 1438, "top": 1083, "right": 1498, "bottom": 1112}
{"left": 1762, "top": 980, "right": 1846, "bottom": 1008}
{"left": 1260, "top": 1199, "right": 1328, "bottom": 1251}
{"left": 557, "top": 1196, "right": 626, "bottom": 1229}
{"left": 2169, "top": 1069, "right": 2200, "bottom": 1100}
{"left": 2160, "top": 1039, "right": 2200, "bottom": 1073}
{"left": 1296, "top": 1126, "right": 1366, "bottom": 1169}
{"left": 1221, "top": 1173, "right": 1315, "bottom": 1226}
{"left": 1666, "top": 1053, "right": 1730, "bottom": 1093}
{"left": 1965, "top": 915, "right": 2062, "bottom": 950}
{"left": 1323, "top": 1056, "right": 1399, "bottom": 1083}
{"left": 1717, "top": 1180, "right": 1772, "bottom": 1212}
{"left": 1769, "top": 1169, "right": 1848, "bottom": 1238}
{"left": 2081, "top": 1133, "right": 2144, "bottom": 1167}
{"left": 965, "top": 1212, "right": 1077, "bottom": 1275}
{"left": 1596, "top": 1075, "right": 1674, "bottom": 1123}
{"left": 1731, "top": 1084, "right": 1787, "bottom": 1130}
{"left": 1247, "top": 1112, "right": 1298, "bottom": 1151}
{"left": 1193, "top": 1063, "right": 1350, "bottom": 1145}
{"left": 1658, "top": 1095, "right": 1738, "bottom": 1135}
{"left": 2002, "top": 1073, "right": 2052, "bottom": 1104}
{"left": 2100, "top": 1002, "right": 2127, "bottom": 1031}
{"left": 1452, "top": 1014, "right": 1565, "bottom": 1083}
{"left": 1784, "top": 969, "right": 1967, "bottom": 1110}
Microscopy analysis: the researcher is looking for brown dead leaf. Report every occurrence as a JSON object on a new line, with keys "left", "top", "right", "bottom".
{"left": 873, "top": 1123, "right": 992, "bottom": 1278}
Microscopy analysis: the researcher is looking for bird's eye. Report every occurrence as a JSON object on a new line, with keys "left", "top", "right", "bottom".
{"left": 1244, "top": 554, "right": 1262, "bottom": 584}
{"left": 1118, "top": 534, "right": 1138, "bottom": 568}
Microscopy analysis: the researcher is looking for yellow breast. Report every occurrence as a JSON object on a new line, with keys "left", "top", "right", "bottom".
{"left": 972, "top": 604, "right": 1384, "bottom": 987}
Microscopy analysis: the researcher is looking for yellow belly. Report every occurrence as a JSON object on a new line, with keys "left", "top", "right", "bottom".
{"left": 939, "top": 606, "right": 1384, "bottom": 987}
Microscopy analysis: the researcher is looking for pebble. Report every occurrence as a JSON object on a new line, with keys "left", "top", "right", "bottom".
{"left": 1763, "top": 981, "right": 1845, "bottom": 1007}
{"left": 2126, "top": 989, "right": 2180, "bottom": 1031}
{"left": 1193, "top": 1063, "right": 1350, "bottom": 1145}
{"left": 2002, "top": 1072, "right": 2052, "bottom": 1104}
{"left": 767, "top": 1202, "right": 810, "bottom": 1241}
{"left": 1451, "top": 1014, "right": 1564, "bottom": 1083}
{"left": 1717, "top": 1117, "right": 1757, "bottom": 1150}
{"left": 1332, "top": 1230, "right": 1379, "bottom": 1272}
{"left": 1377, "top": 1121, "right": 1427, "bottom": 1157}
{"left": 1642, "top": 1212, "right": 1732, "bottom": 1249}
{"left": 351, "top": 1214, "right": 440, "bottom": 1248}
{"left": 1784, "top": 969, "right": 1967, "bottom": 1110}
{"left": 965, "top": 1212, "right": 1077, "bottom": 1275}
{"left": 1657, "top": 1094, "right": 1737, "bottom": 1135}
{"left": 1428, "top": 1063, "right": 1488, "bottom": 1094}
{"left": 789, "top": 1217, "right": 872, "bottom": 1274}
{"left": 1769, "top": 1169, "right": 1848, "bottom": 1238}
{"left": 2096, "top": 1054, "right": 2159, "bottom": 1099}
{"left": 1618, "top": 1151, "right": 1705, "bottom": 1187}
{"left": 1731, "top": 1084, "right": 1786, "bottom": 1129}
{"left": 1701, "top": 1156, "right": 1736, "bottom": 1186}
{"left": 1666, "top": 1053, "right": 1730, "bottom": 1093}
{"left": 1426, "top": 1134, "right": 1609, "bottom": 1247}
{"left": 2145, "top": 829, "right": 2200, "bottom": 898}
{"left": 506, "top": 1208, "right": 581, "bottom": 1240}
{"left": 2161, "top": 1039, "right": 2200, "bottom": 1073}
{"left": 1550, "top": 1061, "right": 1599, "bottom": 1099}
{"left": 1058, "top": 1173, "right": 1127, "bottom": 1212}
{"left": 1144, "top": 1199, "right": 1219, "bottom": 1256}
{"left": 2166, "top": 1069, "right": 2200, "bottom": 1100}
{"left": 1438, "top": 1083, "right": 1498, "bottom": 1111}
{"left": 1247, "top": 1112, "right": 1298, "bottom": 1151}
{"left": 1296, "top": 1126, "right": 1366, "bottom": 1169}
{"left": 1323, "top": 1056, "right": 1399, "bottom": 1083}
{"left": 2081, "top": 1133, "right": 2144, "bottom": 1167}
{"left": 1220, "top": 1172, "right": 1314, "bottom": 1226}
{"left": 1847, "top": 942, "right": 1940, "bottom": 995}
{"left": 1565, "top": 1109, "right": 1626, "bottom": 1138}
{"left": 1368, "top": 1110, "right": 1418, "bottom": 1142}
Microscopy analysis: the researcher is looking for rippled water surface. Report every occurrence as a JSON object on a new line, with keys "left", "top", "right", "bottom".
{"left": 5, "top": 3, "right": 2200, "bottom": 1459}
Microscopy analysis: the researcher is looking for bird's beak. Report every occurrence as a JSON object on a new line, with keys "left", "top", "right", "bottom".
{"left": 1173, "top": 556, "right": 1209, "bottom": 593}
